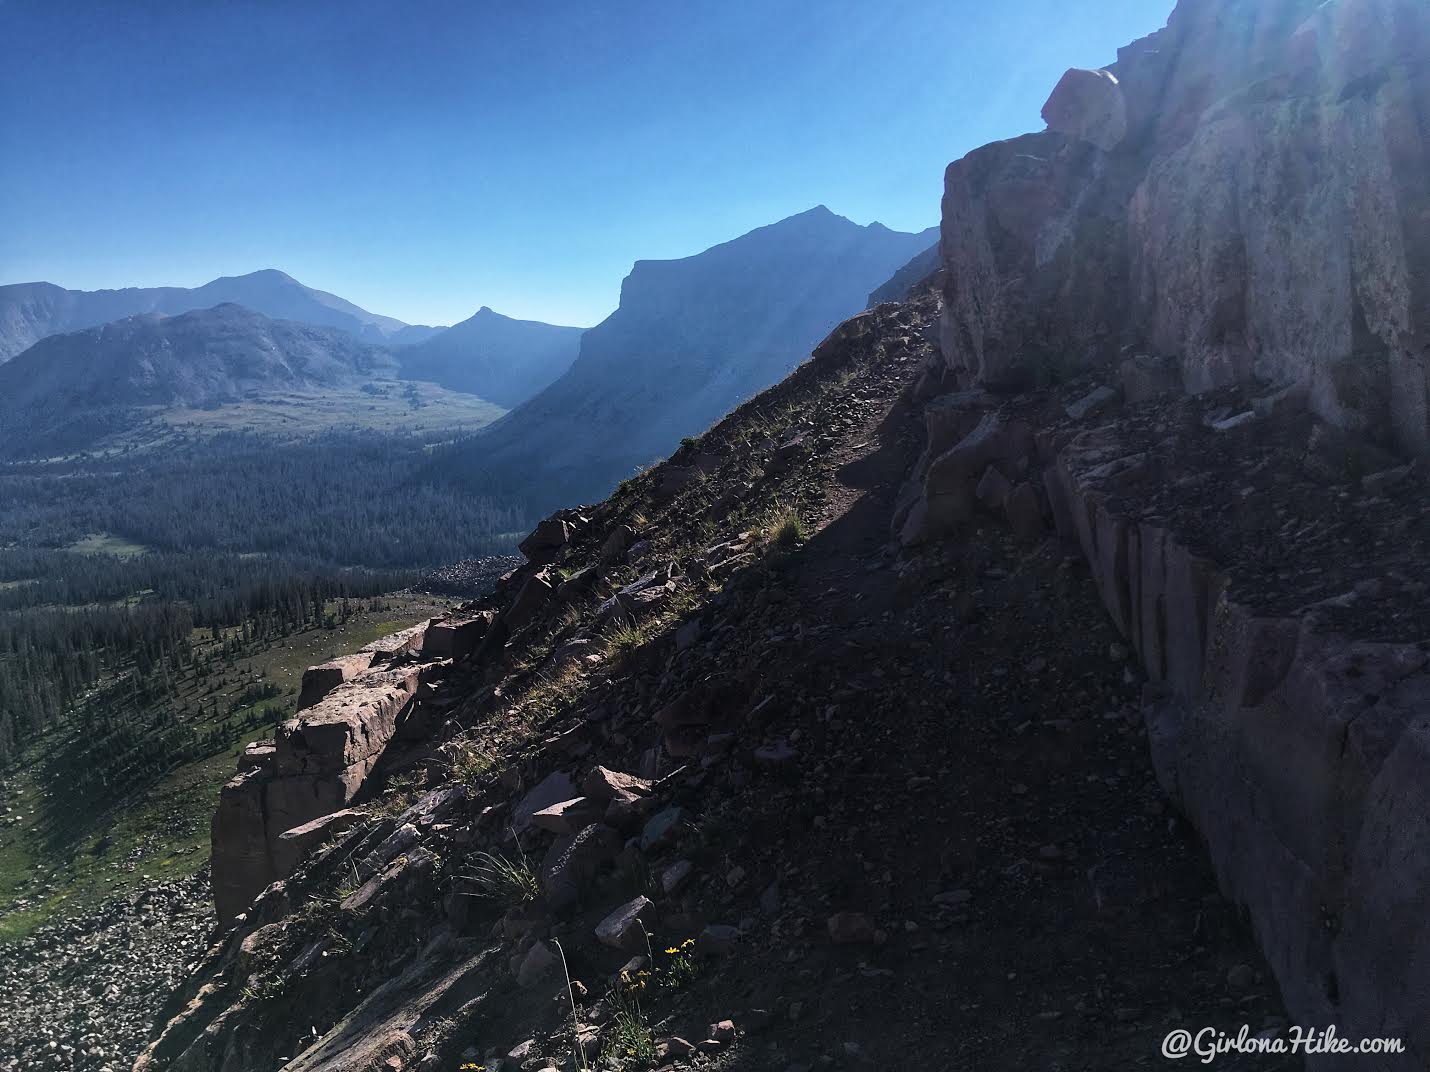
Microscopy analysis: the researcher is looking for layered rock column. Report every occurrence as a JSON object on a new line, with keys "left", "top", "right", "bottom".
{"left": 211, "top": 631, "right": 428, "bottom": 924}
{"left": 1051, "top": 432, "right": 1430, "bottom": 1068}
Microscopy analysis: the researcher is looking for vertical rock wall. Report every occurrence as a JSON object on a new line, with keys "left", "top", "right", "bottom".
{"left": 939, "top": 0, "right": 1430, "bottom": 452}
{"left": 1050, "top": 438, "right": 1430, "bottom": 1066}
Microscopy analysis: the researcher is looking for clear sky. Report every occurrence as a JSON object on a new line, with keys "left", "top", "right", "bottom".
{"left": 0, "top": 0, "right": 1174, "bottom": 328}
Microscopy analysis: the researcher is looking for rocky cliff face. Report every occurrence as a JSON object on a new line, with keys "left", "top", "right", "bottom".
{"left": 937, "top": 0, "right": 1430, "bottom": 452}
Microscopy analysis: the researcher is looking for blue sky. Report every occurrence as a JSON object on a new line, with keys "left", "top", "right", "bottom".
{"left": 0, "top": 0, "right": 1174, "bottom": 328}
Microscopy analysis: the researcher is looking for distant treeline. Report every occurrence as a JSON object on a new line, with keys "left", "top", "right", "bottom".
{"left": 0, "top": 426, "right": 528, "bottom": 776}
{"left": 0, "top": 428, "right": 531, "bottom": 567}
{"left": 0, "top": 559, "right": 404, "bottom": 771}
{"left": 0, "top": 546, "right": 414, "bottom": 619}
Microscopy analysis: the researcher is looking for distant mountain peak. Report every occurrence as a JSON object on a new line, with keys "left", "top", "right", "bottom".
{"left": 0, "top": 271, "right": 415, "bottom": 361}
{"left": 463, "top": 206, "right": 938, "bottom": 509}
{"left": 236, "top": 268, "right": 298, "bottom": 282}
{"left": 396, "top": 305, "right": 583, "bottom": 409}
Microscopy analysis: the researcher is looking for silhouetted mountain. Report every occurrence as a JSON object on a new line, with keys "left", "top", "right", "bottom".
{"left": 397, "top": 306, "right": 584, "bottom": 407}
{"left": 454, "top": 206, "right": 936, "bottom": 507}
{"left": 0, "top": 270, "right": 435, "bottom": 360}
{"left": 0, "top": 304, "right": 398, "bottom": 453}
{"left": 868, "top": 241, "right": 941, "bottom": 306}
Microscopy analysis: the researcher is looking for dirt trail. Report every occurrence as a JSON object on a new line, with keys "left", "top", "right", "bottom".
{"left": 696, "top": 355, "right": 1296, "bottom": 1070}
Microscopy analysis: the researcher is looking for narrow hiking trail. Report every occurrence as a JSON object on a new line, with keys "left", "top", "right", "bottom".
{"left": 695, "top": 329, "right": 1297, "bottom": 1070}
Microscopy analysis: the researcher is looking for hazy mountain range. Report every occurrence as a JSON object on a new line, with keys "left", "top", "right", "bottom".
{"left": 455, "top": 206, "right": 937, "bottom": 506}
{"left": 0, "top": 208, "right": 936, "bottom": 483}
{"left": 0, "top": 304, "right": 402, "bottom": 454}
{"left": 0, "top": 269, "right": 440, "bottom": 362}
{"left": 396, "top": 306, "right": 583, "bottom": 408}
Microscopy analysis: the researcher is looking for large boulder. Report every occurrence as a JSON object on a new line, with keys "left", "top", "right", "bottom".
{"left": 298, "top": 653, "right": 376, "bottom": 710}
{"left": 519, "top": 516, "right": 572, "bottom": 565}
{"left": 503, "top": 571, "right": 555, "bottom": 632}
{"left": 1041, "top": 68, "right": 1127, "bottom": 151}
{"left": 421, "top": 611, "right": 494, "bottom": 660}
{"left": 918, "top": 414, "right": 1034, "bottom": 534}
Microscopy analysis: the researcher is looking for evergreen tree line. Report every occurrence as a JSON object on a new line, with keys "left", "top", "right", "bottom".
{"left": 0, "top": 562, "right": 405, "bottom": 769}
{"left": 0, "top": 546, "right": 414, "bottom": 617}
{"left": 0, "top": 428, "right": 532, "bottom": 567}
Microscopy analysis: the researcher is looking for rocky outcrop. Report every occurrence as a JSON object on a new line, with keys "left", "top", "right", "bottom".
{"left": 211, "top": 627, "right": 435, "bottom": 925}
{"left": 1049, "top": 409, "right": 1430, "bottom": 1066}
{"left": 896, "top": 370, "right": 1430, "bottom": 1066}
{"left": 937, "top": 0, "right": 1430, "bottom": 453}
{"left": 296, "top": 654, "right": 374, "bottom": 709}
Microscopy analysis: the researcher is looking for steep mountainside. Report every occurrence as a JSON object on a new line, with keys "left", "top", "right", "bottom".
{"left": 867, "top": 241, "right": 939, "bottom": 306}
{"left": 455, "top": 207, "right": 936, "bottom": 508}
{"left": 135, "top": 286, "right": 1310, "bottom": 1072}
{"left": 0, "top": 304, "right": 400, "bottom": 452}
{"left": 20, "top": 1, "right": 1430, "bottom": 1069}
{"left": 397, "top": 306, "right": 584, "bottom": 408}
{"left": 0, "top": 270, "right": 437, "bottom": 361}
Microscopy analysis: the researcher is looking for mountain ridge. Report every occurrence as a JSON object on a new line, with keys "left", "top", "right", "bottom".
{"left": 0, "top": 270, "right": 439, "bottom": 361}
{"left": 0, "top": 303, "right": 404, "bottom": 455}
{"left": 395, "top": 305, "right": 584, "bottom": 409}
{"left": 455, "top": 207, "right": 937, "bottom": 507}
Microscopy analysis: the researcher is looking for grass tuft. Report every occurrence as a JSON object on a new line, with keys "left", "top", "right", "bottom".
{"left": 463, "top": 850, "right": 540, "bottom": 908}
{"left": 770, "top": 506, "right": 808, "bottom": 548}
{"left": 602, "top": 619, "right": 647, "bottom": 663}
{"left": 601, "top": 985, "right": 658, "bottom": 1069}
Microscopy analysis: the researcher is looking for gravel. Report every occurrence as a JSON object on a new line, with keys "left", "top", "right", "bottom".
{"left": 0, "top": 871, "right": 213, "bottom": 1072}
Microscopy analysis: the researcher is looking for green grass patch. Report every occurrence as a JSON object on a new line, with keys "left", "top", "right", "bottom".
{"left": 66, "top": 533, "right": 151, "bottom": 557}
